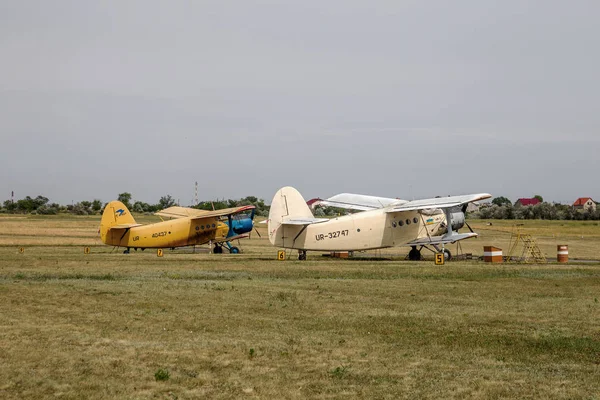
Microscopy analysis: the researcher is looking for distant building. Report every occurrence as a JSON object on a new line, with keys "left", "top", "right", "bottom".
{"left": 466, "top": 202, "right": 480, "bottom": 213}
{"left": 306, "top": 198, "right": 322, "bottom": 210}
{"left": 515, "top": 198, "right": 541, "bottom": 207}
{"left": 573, "top": 197, "right": 596, "bottom": 212}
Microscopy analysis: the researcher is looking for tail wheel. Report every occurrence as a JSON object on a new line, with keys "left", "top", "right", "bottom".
{"left": 229, "top": 246, "right": 240, "bottom": 254}
{"left": 408, "top": 247, "right": 421, "bottom": 261}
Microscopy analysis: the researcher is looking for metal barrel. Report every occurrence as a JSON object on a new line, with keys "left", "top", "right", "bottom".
{"left": 557, "top": 245, "right": 568, "bottom": 263}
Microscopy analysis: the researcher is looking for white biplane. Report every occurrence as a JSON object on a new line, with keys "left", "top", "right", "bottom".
{"left": 267, "top": 186, "right": 491, "bottom": 260}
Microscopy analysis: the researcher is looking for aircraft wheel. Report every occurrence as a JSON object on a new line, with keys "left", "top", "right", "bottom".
{"left": 443, "top": 249, "right": 452, "bottom": 261}
{"left": 229, "top": 246, "right": 240, "bottom": 254}
{"left": 408, "top": 246, "right": 421, "bottom": 261}
{"left": 298, "top": 251, "right": 307, "bottom": 261}
{"left": 123, "top": 248, "right": 130, "bottom": 254}
{"left": 213, "top": 245, "right": 223, "bottom": 254}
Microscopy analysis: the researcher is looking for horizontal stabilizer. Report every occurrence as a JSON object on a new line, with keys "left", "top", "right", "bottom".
{"left": 109, "top": 223, "right": 143, "bottom": 230}
{"left": 319, "top": 193, "right": 404, "bottom": 211}
{"left": 282, "top": 217, "right": 329, "bottom": 225}
{"left": 406, "top": 232, "right": 478, "bottom": 246}
{"left": 386, "top": 193, "right": 491, "bottom": 213}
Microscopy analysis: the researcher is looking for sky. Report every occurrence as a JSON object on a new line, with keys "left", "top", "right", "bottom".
{"left": 1, "top": 0, "right": 599, "bottom": 206}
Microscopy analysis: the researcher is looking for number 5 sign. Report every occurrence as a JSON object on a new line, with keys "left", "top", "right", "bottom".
{"left": 435, "top": 253, "right": 445, "bottom": 265}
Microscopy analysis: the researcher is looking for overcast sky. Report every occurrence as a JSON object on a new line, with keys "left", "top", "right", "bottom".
{"left": 1, "top": 0, "right": 598, "bottom": 206}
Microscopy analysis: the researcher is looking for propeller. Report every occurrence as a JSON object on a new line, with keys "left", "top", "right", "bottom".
{"left": 248, "top": 208, "right": 262, "bottom": 238}
{"left": 462, "top": 204, "right": 475, "bottom": 233}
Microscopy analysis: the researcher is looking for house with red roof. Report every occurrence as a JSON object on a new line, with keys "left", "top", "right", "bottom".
{"left": 515, "top": 198, "right": 541, "bottom": 207}
{"left": 306, "top": 198, "right": 322, "bottom": 210}
{"left": 573, "top": 197, "right": 596, "bottom": 212}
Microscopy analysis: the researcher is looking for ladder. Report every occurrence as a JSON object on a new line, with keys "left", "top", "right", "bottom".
{"left": 505, "top": 225, "right": 547, "bottom": 263}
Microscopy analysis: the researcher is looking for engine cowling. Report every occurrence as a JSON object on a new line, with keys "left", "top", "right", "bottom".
{"left": 449, "top": 211, "right": 465, "bottom": 231}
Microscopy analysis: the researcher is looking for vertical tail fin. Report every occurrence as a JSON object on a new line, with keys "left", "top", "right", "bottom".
{"left": 100, "top": 201, "right": 136, "bottom": 244}
{"left": 268, "top": 186, "right": 313, "bottom": 246}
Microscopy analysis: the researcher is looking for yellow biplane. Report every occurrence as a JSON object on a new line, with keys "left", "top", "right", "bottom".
{"left": 100, "top": 201, "right": 255, "bottom": 254}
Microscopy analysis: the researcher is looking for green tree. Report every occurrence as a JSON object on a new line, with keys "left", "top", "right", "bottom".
{"left": 92, "top": 199, "right": 102, "bottom": 212}
{"left": 117, "top": 192, "right": 132, "bottom": 209}
{"left": 491, "top": 196, "right": 511, "bottom": 206}
{"left": 534, "top": 195, "right": 544, "bottom": 203}
{"left": 3, "top": 199, "right": 16, "bottom": 212}
{"left": 158, "top": 195, "right": 176, "bottom": 210}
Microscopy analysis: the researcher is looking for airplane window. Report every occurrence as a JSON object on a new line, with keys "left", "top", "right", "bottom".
{"left": 392, "top": 222, "right": 397, "bottom": 228}
{"left": 398, "top": 220, "right": 404, "bottom": 226}
{"left": 195, "top": 226, "right": 199, "bottom": 231}
{"left": 413, "top": 217, "right": 418, "bottom": 224}
{"left": 357, "top": 228, "right": 361, "bottom": 232}
{"left": 201, "top": 225, "right": 205, "bottom": 229}
{"left": 406, "top": 219, "right": 411, "bottom": 225}
{"left": 212, "top": 224, "right": 216, "bottom": 228}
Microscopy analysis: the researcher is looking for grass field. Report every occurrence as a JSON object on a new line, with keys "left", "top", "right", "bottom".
{"left": 1, "top": 215, "right": 599, "bottom": 399}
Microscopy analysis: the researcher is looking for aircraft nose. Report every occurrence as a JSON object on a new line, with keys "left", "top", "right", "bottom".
{"left": 233, "top": 218, "right": 253, "bottom": 234}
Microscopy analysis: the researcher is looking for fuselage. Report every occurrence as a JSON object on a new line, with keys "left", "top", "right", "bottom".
{"left": 103, "top": 217, "right": 229, "bottom": 248}
{"left": 269, "top": 207, "right": 447, "bottom": 251}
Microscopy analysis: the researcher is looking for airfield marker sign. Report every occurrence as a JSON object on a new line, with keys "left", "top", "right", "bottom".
{"left": 435, "top": 253, "right": 445, "bottom": 265}
{"left": 157, "top": 249, "right": 164, "bottom": 257}
{"left": 84, "top": 247, "right": 90, "bottom": 254}
{"left": 277, "top": 250, "right": 286, "bottom": 261}
{"left": 19, "top": 247, "right": 24, "bottom": 254}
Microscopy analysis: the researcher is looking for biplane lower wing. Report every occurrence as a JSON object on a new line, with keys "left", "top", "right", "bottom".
{"left": 406, "top": 232, "right": 478, "bottom": 247}
{"left": 213, "top": 234, "right": 249, "bottom": 243}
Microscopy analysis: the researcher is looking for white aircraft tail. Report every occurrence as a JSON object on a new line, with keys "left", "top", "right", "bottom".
{"left": 268, "top": 186, "right": 314, "bottom": 246}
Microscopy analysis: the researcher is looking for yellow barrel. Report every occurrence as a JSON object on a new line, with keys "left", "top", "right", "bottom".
{"left": 483, "top": 246, "right": 503, "bottom": 263}
{"left": 557, "top": 245, "right": 568, "bottom": 263}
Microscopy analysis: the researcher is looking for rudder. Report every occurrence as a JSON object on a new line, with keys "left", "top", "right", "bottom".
{"left": 100, "top": 201, "right": 136, "bottom": 244}
{"left": 268, "top": 186, "right": 313, "bottom": 246}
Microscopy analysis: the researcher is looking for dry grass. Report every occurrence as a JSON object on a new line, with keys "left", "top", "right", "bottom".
{"left": 0, "top": 215, "right": 599, "bottom": 399}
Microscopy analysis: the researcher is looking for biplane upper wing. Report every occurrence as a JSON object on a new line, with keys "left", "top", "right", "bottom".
{"left": 155, "top": 205, "right": 255, "bottom": 220}
{"left": 155, "top": 206, "right": 211, "bottom": 219}
{"left": 385, "top": 193, "right": 491, "bottom": 213}
{"left": 189, "top": 205, "right": 255, "bottom": 221}
{"left": 316, "top": 193, "right": 404, "bottom": 211}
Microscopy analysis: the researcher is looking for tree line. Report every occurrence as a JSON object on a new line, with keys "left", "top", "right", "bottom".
{"left": 474, "top": 195, "right": 600, "bottom": 220}
{"left": 3, "top": 193, "right": 598, "bottom": 220}
{"left": 0, "top": 193, "right": 272, "bottom": 217}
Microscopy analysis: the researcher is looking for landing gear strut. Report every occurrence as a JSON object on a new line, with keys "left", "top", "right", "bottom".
{"left": 298, "top": 250, "right": 307, "bottom": 261}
